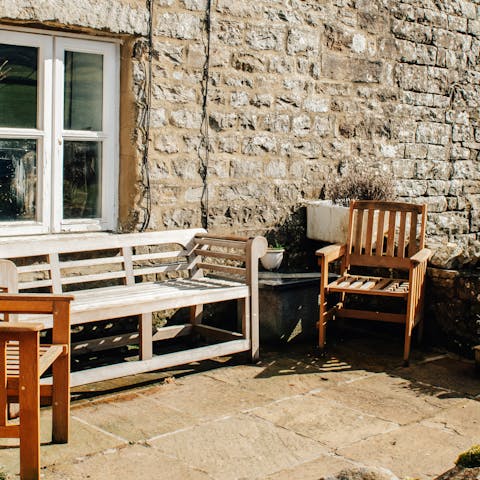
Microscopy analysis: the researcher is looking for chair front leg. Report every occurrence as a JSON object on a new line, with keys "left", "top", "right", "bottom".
{"left": 318, "top": 257, "right": 329, "bottom": 349}
{"left": 51, "top": 299, "right": 71, "bottom": 444}
{"left": 19, "top": 331, "right": 41, "bottom": 480}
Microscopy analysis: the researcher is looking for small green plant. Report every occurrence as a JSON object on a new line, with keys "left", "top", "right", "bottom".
{"left": 0, "top": 467, "right": 10, "bottom": 480}
{"left": 324, "top": 165, "right": 395, "bottom": 207}
{"left": 269, "top": 241, "right": 284, "bottom": 250}
{"left": 455, "top": 445, "right": 480, "bottom": 468}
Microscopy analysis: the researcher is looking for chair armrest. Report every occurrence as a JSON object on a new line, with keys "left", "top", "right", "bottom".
{"left": 316, "top": 243, "right": 347, "bottom": 263}
{"left": 410, "top": 248, "right": 432, "bottom": 265}
{"left": 0, "top": 321, "right": 44, "bottom": 333}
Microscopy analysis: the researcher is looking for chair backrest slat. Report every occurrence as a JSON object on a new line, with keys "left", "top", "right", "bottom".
{"left": 365, "top": 208, "right": 375, "bottom": 256}
{"left": 346, "top": 200, "right": 427, "bottom": 270}
{"left": 375, "top": 210, "right": 386, "bottom": 257}
{"left": 397, "top": 211, "right": 407, "bottom": 258}
{"left": 386, "top": 211, "right": 397, "bottom": 257}
{"left": 408, "top": 211, "right": 418, "bottom": 257}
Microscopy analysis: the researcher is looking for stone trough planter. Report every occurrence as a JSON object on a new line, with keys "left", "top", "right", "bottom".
{"left": 306, "top": 200, "right": 349, "bottom": 243}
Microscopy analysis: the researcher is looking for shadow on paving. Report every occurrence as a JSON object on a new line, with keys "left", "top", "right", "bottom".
{"left": 70, "top": 320, "right": 480, "bottom": 403}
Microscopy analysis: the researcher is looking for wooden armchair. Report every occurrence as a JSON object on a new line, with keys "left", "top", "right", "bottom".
{"left": 0, "top": 293, "right": 73, "bottom": 480}
{"left": 316, "top": 200, "right": 431, "bottom": 364}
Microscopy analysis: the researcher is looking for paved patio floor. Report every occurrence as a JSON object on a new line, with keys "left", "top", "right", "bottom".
{"left": 1, "top": 330, "right": 479, "bottom": 480}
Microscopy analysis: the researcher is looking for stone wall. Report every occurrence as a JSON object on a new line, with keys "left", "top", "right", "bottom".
{"left": 1, "top": 0, "right": 479, "bottom": 350}
{"left": 143, "top": 0, "right": 480, "bottom": 271}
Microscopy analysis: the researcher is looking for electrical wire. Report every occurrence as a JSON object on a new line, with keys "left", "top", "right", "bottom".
{"left": 138, "top": 0, "right": 154, "bottom": 232}
{"left": 199, "top": 0, "right": 212, "bottom": 230}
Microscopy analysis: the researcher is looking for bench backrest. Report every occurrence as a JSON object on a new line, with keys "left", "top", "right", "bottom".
{"left": 346, "top": 200, "right": 427, "bottom": 270}
{"left": 0, "top": 229, "right": 265, "bottom": 294}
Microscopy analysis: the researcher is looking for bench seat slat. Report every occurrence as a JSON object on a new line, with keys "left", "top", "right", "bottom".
{"left": 15, "top": 277, "right": 249, "bottom": 329}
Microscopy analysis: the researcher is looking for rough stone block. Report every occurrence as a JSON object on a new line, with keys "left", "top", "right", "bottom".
{"left": 217, "top": 136, "right": 238, "bottom": 153}
{"left": 392, "top": 19, "right": 433, "bottom": 43}
{"left": 416, "top": 122, "right": 451, "bottom": 145}
{"left": 153, "top": 84, "right": 196, "bottom": 104}
{"left": 1, "top": 0, "right": 149, "bottom": 34}
{"left": 150, "top": 108, "right": 167, "bottom": 128}
{"left": 208, "top": 112, "right": 237, "bottom": 131}
{"left": 230, "top": 91, "right": 249, "bottom": 107}
{"left": 242, "top": 135, "right": 277, "bottom": 155}
{"left": 453, "top": 161, "right": 480, "bottom": 179}
{"left": 170, "top": 109, "right": 202, "bottom": 129}
{"left": 263, "top": 114, "right": 291, "bottom": 133}
{"left": 232, "top": 53, "right": 267, "bottom": 72}
{"left": 423, "top": 196, "right": 448, "bottom": 212}
{"left": 405, "top": 144, "right": 428, "bottom": 159}
{"left": 291, "top": 115, "right": 311, "bottom": 136}
{"left": 452, "top": 124, "right": 473, "bottom": 142}
{"left": 265, "top": 159, "right": 287, "bottom": 178}
{"left": 433, "top": 211, "right": 470, "bottom": 236}
{"left": 304, "top": 97, "right": 330, "bottom": 113}
{"left": 287, "top": 27, "right": 319, "bottom": 55}
{"left": 427, "top": 179, "right": 451, "bottom": 195}
{"left": 154, "top": 134, "right": 180, "bottom": 154}
{"left": 156, "top": 13, "right": 201, "bottom": 40}
{"left": 230, "top": 158, "right": 263, "bottom": 178}
{"left": 246, "top": 27, "right": 285, "bottom": 51}
{"left": 251, "top": 93, "right": 274, "bottom": 108}
{"left": 181, "top": 0, "right": 207, "bottom": 11}
{"left": 448, "top": 14, "right": 468, "bottom": 33}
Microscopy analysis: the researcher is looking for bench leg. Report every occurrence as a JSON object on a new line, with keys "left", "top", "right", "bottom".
{"left": 19, "top": 333, "right": 40, "bottom": 480}
{"left": 139, "top": 313, "right": 153, "bottom": 361}
{"left": 190, "top": 305, "right": 203, "bottom": 325}
{"left": 240, "top": 298, "right": 256, "bottom": 362}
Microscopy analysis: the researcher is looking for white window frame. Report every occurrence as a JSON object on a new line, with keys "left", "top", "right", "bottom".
{"left": 0, "top": 30, "right": 119, "bottom": 236}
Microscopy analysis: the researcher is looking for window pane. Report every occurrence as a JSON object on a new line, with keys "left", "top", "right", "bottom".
{"left": 64, "top": 51, "right": 103, "bottom": 131}
{"left": 63, "top": 141, "right": 101, "bottom": 219}
{"left": 0, "top": 44, "right": 38, "bottom": 128}
{"left": 0, "top": 139, "right": 37, "bottom": 221}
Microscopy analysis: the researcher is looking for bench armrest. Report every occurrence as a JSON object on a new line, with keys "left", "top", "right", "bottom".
{"left": 316, "top": 243, "right": 347, "bottom": 263}
{"left": 410, "top": 248, "right": 432, "bottom": 265}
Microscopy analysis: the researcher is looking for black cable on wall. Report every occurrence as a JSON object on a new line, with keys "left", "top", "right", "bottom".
{"left": 138, "top": 0, "right": 154, "bottom": 232}
{"left": 199, "top": 0, "right": 212, "bottom": 230}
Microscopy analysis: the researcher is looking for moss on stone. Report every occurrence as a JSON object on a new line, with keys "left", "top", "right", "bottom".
{"left": 456, "top": 445, "right": 480, "bottom": 468}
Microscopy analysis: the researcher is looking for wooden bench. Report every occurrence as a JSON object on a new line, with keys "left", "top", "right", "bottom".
{"left": 0, "top": 229, "right": 267, "bottom": 386}
{"left": 0, "top": 293, "right": 73, "bottom": 480}
{"left": 316, "top": 200, "right": 431, "bottom": 364}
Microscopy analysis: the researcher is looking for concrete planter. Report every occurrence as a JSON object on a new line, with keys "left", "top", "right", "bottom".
{"left": 306, "top": 200, "right": 349, "bottom": 243}
{"left": 260, "top": 248, "right": 284, "bottom": 271}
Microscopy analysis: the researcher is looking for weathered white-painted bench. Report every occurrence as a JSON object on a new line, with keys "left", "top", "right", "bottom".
{"left": 0, "top": 229, "right": 267, "bottom": 386}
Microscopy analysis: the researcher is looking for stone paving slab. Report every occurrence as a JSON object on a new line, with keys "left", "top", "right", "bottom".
{"left": 0, "top": 413, "right": 124, "bottom": 476}
{"left": 313, "top": 372, "right": 465, "bottom": 425}
{"left": 400, "top": 357, "right": 480, "bottom": 397}
{"left": 149, "top": 413, "right": 327, "bottom": 480}
{"left": 71, "top": 389, "right": 198, "bottom": 442}
{"left": 420, "top": 399, "right": 480, "bottom": 438}
{"left": 136, "top": 374, "right": 273, "bottom": 422}
{"left": 262, "top": 454, "right": 360, "bottom": 480}
{"left": 251, "top": 394, "right": 397, "bottom": 448}
{"left": 204, "top": 359, "right": 336, "bottom": 399}
{"left": 337, "top": 423, "right": 475, "bottom": 479}
{"left": 46, "top": 444, "right": 213, "bottom": 480}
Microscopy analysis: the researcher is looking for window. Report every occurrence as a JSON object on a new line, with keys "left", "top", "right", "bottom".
{"left": 0, "top": 30, "right": 119, "bottom": 235}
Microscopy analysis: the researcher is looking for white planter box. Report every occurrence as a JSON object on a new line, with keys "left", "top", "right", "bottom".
{"left": 306, "top": 200, "right": 349, "bottom": 243}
